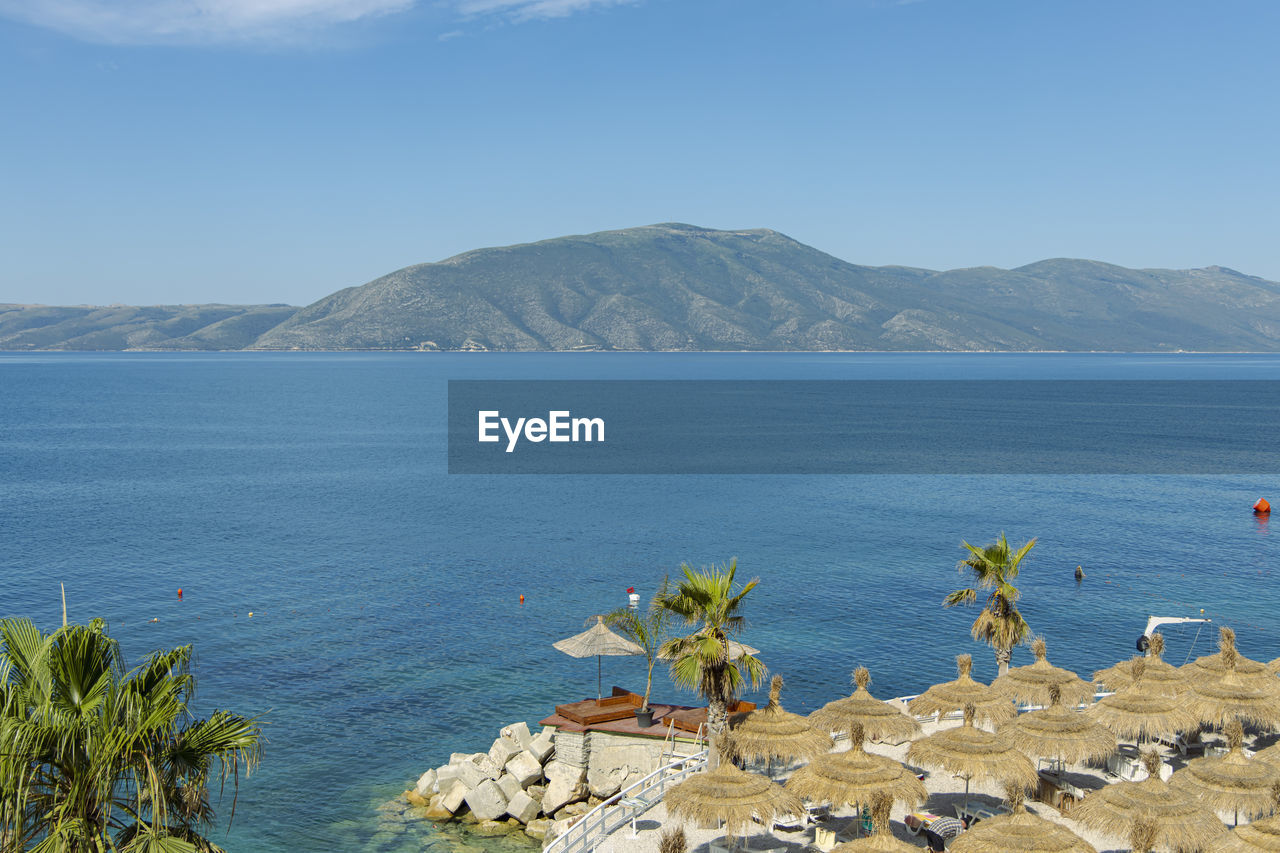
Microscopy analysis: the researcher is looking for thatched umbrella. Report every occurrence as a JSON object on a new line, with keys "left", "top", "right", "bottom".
{"left": 992, "top": 637, "right": 1094, "bottom": 708}
{"left": 552, "top": 615, "right": 644, "bottom": 700}
{"left": 1086, "top": 657, "right": 1198, "bottom": 743}
{"left": 1210, "top": 784, "right": 1280, "bottom": 851}
{"left": 908, "top": 655, "right": 1016, "bottom": 726}
{"left": 829, "top": 791, "right": 918, "bottom": 853}
{"left": 1000, "top": 683, "right": 1117, "bottom": 770}
{"left": 729, "top": 675, "right": 832, "bottom": 764}
{"left": 665, "top": 759, "right": 803, "bottom": 845}
{"left": 809, "top": 667, "right": 922, "bottom": 744}
{"left": 1171, "top": 720, "right": 1280, "bottom": 824}
{"left": 906, "top": 704, "right": 1037, "bottom": 814}
{"left": 949, "top": 783, "right": 1098, "bottom": 853}
{"left": 1092, "top": 633, "right": 1187, "bottom": 696}
{"left": 1071, "top": 750, "right": 1227, "bottom": 852}
{"left": 786, "top": 722, "right": 927, "bottom": 813}
{"left": 1183, "top": 627, "right": 1275, "bottom": 690}
{"left": 1185, "top": 641, "right": 1280, "bottom": 730}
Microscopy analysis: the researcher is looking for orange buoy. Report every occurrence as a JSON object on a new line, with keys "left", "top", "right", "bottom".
{"left": 519, "top": 594, "right": 525, "bottom": 604}
{"left": 177, "top": 588, "right": 183, "bottom": 598}
{"left": 1255, "top": 498, "right": 1271, "bottom": 514}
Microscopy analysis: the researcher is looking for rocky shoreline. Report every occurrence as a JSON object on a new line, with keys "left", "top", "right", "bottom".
{"left": 391, "top": 720, "right": 634, "bottom": 848}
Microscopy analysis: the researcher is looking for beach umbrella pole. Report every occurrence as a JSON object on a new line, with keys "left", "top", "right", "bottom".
{"left": 597, "top": 655, "right": 602, "bottom": 701}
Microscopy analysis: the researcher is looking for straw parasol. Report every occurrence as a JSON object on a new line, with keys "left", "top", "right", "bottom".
{"left": 1183, "top": 627, "right": 1276, "bottom": 690}
{"left": 949, "top": 783, "right": 1098, "bottom": 853}
{"left": 1092, "top": 633, "right": 1187, "bottom": 696}
{"left": 829, "top": 791, "right": 918, "bottom": 853}
{"left": 552, "top": 615, "right": 644, "bottom": 700}
{"left": 992, "top": 637, "right": 1094, "bottom": 708}
{"left": 809, "top": 667, "right": 922, "bottom": 744}
{"left": 1000, "top": 683, "right": 1117, "bottom": 769}
{"left": 907, "top": 655, "right": 1016, "bottom": 726}
{"left": 1071, "top": 750, "right": 1228, "bottom": 852}
{"left": 728, "top": 675, "right": 832, "bottom": 764}
{"left": 1185, "top": 641, "right": 1280, "bottom": 730}
{"left": 1210, "top": 784, "right": 1280, "bottom": 851}
{"left": 665, "top": 758, "right": 803, "bottom": 843}
{"left": 1086, "top": 657, "right": 1198, "bottom": 743}
{"left": 785, "top": 721, "right": 927, "bottom": 813}
{"left": 906, "top": 704, "right": 1037, "bottom": 814}
{"left": 1171, "top": 720, "right": 1280, "bottom": 824}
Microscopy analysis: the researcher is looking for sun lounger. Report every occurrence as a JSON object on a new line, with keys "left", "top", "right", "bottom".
{"left": 554, "top": 690, "right": 643, "bottom": 725}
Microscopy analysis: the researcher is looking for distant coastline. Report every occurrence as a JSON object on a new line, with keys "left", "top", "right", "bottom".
{"left": 6, "top": 224, "right": 1280, "bottom": 354}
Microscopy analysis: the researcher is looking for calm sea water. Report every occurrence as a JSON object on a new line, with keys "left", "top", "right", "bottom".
{"left": 4, "top": 352, "right": 1280, "bottom": 852}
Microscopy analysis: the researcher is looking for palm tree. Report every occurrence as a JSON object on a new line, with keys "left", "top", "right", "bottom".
{"left": 605, "top": 579, "right": 673, "bottom": 715}
{"left": 656, "top": 559, "right": 767, "bottom": 769}
{"left": 0, "top": 616, "right": 263, "bottom": 853}
{"left": 943, "top": 534, "right": 1035, "bottom": 676}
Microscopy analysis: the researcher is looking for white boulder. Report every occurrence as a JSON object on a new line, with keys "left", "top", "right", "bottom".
{"left": 413, "top": 769, "right": 437, "bottom": 798}
{"left": 506, "top": 751, "right": 543, "bottom": 788}
{"left": 440, "top": 780, "right": 467, "bottom": 814}
{"left": 501, "top": 721, "right": 534, "bottom": 750}
{"left": 506, "top": 790, "right": 540, "bottom": 824}
{"left": 541, "top": 760, "right": 588, "bottom": 815}
{"left": 528, "top": 731, "right": 555, "bottom": 764}
{"left": 489, "top": 736, "right": 521, "bottom": 769}
{"left": 452, "top": 760, "right": 487, "bottom": 790}
{"left": 496, "top": 773, "right": 522, "bottom": 801}
{"left": 464, "top": 779, "right": 509, "bottom": 822}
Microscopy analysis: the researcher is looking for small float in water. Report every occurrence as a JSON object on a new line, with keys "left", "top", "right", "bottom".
{"left": 1255, "top": 498, "right": 1271, "bottom": 514}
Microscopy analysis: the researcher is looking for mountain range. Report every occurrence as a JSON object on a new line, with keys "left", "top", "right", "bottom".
{"left": 5, "top": 223, "right": 1280, "bottom": 352}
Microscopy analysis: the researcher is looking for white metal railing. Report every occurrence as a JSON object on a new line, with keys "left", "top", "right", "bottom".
{"left": 542, "top": 748, "right": 708, "bottom": 853}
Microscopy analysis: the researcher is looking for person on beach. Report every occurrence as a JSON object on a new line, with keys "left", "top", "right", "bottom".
{"left": 924, "top": 815, "right": 965, "bottom": 851}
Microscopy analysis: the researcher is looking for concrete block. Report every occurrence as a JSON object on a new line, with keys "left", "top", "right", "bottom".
{"left": 524, "top": 817, "right": 551, "bottom": 840}
{"left": 506, "top": 790, "right": 540, "bottom": 824}
{"left": 541, "top": 760, "right": 588, "bottom": 815}
{"left": 528, "top": 731, "right": 555, "bottom": 764}
{"left": 435, "top": 765, "right": 458, "bottom": 790}
{"left": 490, "top": 736, "right": 521, "bottom": 769}
{"left": 501, "top": 721, "right": 534, "bottom": 750}
{"left": 473, "top": 754, "right": 502, "bottom": 781}
{"left": 413, "top": 769, "right": 437, "bottom": 798}
{"left": 496, "top": 773, "right": 522, "bottom": 801}
{"left": 453, "top": 760, "right": 487, "bottom": 790}
{"left": 506, "top": 751, "right": 543, "bottom": 788}
{"left": 440, "top": 781, "right": 467, "bottom": 814}
{"left": 464, "top": 779, "right": 509, "bottom": 822}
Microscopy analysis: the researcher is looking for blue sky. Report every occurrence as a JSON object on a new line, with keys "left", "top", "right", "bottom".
{"left": 1, "top": 0, "right": 1276, "bottom": 306}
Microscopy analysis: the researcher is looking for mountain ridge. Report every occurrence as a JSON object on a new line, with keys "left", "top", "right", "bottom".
{"left": 5, "top": 223, "right": 1280, "bottom": 352}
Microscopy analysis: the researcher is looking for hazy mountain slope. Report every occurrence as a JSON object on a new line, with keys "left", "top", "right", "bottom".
{"left": 7, "top": 224, "right": 1280, "bottom": 351}
{"left": 0, "top": 304, "right": 298, "bottom": 351}
{"left": 252, "top": 224, "right": 1280, "bottom": 352}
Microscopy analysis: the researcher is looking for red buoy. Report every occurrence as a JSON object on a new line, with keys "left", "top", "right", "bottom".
{"left": 1254, "top": 498, "right": 1271, "bottom": 514}
{"left": 177, "top": 588, "right": 183, "bottom": 598}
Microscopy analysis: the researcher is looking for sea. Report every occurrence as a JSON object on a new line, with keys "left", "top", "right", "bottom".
{"left": 4, "top": 351, "right": 1280, "bottom": 852}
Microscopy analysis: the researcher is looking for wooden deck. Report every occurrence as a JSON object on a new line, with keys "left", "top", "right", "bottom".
{"left": 539, "top": 687, "right": 755, "bottom": 738}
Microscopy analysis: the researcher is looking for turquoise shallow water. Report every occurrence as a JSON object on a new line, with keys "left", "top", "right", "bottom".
{"left": 4, "top": 352, "right": 1280, "bottom": 851}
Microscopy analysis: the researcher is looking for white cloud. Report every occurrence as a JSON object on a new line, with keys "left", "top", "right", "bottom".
{"left": 0, "top": 0, "right": 413, "bottom": 44}
{"left": 0, "top": 0, "right": 637, "bottom": 44}
{"left": 453, "top": 0, "right": 635, "bottom": 23}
